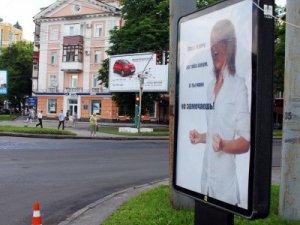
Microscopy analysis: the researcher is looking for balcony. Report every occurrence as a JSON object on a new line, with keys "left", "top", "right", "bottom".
{"left": 65, "top": 87, "right": 83, "bottom": 93}
{"left": 61, "top": 61, "right": 83, "bottom": 72}
{"left": 61, "top": 35, "right": 84, "bottom": 72}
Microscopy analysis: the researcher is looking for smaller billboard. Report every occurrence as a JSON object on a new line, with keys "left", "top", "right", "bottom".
{"left": 27, "top": 96, "right": 37, "bottom": 107}
{"left": 109, "top": 52, "right": 168, "bottom": 92}
{"left": 0, "top": 70, "right": 7, "bottom": 94}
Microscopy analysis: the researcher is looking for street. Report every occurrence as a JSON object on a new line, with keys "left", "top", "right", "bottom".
{"left": 0, "top": 137, "right": 282, "bottom": 225}
{"left": 0, "top": 137, "right": 169, "bottom": 225}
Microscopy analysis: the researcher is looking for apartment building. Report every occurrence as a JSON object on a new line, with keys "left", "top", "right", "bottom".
{"left": 0, "top": 21, "right": 23, "bottom": 49}
{"left": 32, "top": 0, "right": 121, "bottom": 121}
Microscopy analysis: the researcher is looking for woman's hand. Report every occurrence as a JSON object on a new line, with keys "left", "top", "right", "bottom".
{"left": 189, "top": 130, "right": 206, "bottom": 144}
{"left": 212, "top": 133, "right": 223, "bottom": 152}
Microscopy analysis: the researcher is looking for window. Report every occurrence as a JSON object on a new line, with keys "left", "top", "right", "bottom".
{"left": 50, "top": 27, "right": 59, "bottom": 41}
{"left": 93, "top": 74, "right": 98, "bottom": 88}
{"left": 50, "top": 52, "right": 57, "bottom": 65}
{"left": 62, "top": 45, "right": 83, "bottom": 62}
{"left": 48, "top": 99, "right": 57, "bottom": 114}
{"left": 94, "top": 50, "right": 101, "bottom": 64}
{"left": 148, "top": 102, "right": 156, "bottom": 117}
{"left": 91, "top": 100, "right": 101, "bottom": 115}
{"left": 71, "top": 75, "right": 78, "bottom": 88}
{"left": 94, "top": 24, "right": 103, "bottom": 37}
{"left": 106, "top": 20, "right": 117, "bottom": 36}
{"left": 64, "top": 23, "right": 81, "bottom": 36}
{"left": 49, "top": 74, "right": 58, "bottom": 88}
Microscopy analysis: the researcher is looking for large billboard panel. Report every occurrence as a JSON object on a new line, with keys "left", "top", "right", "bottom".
{"left": 108, "top": 52, "right": 168, "bottom": 92}
{"left": 174, "top": 0, "right": 273, "bottom": 219}
{"left": 0, "top": 70, "right": 7, "bottom": 94}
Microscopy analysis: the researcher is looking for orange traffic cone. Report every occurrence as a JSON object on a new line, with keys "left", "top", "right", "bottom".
{"left": 32, "top": 201, "right": 42, "bottom": 225}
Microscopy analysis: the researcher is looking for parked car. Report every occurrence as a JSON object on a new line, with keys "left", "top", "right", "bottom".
{"left": 113, "top": 59, "right": 136, "bottom": 76}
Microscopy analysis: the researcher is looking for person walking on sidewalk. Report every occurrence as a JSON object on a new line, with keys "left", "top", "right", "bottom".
{"left": 58, "top": 110, "right": 65, "bottom": 130}
{"left": 89, "top": 113, "right": 97, "bottom": 136}
{"left": 36, "top": 110, "right": 43, "bottom": 128}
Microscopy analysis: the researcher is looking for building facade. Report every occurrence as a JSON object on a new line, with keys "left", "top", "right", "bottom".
{"left": 0, "top": 21, "right": 23, "bottom": 49}
{"left": 33, "top": 0, "right": 123, "bottom": 121}
{"left": 32, "top": 0, "right": 168, "bottom": 123}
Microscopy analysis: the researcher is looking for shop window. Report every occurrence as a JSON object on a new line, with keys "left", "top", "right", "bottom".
{"left": 118, "top": 106, "right": 128, "bottom": 116}
{"left": 148, "top": 102, "right": 156, "bottom": 117}
{"left": 91, "top": 100, "right": 101, "bottom": 115}
{"left": 48, "top": 99, "right": 57, "bottom": 114}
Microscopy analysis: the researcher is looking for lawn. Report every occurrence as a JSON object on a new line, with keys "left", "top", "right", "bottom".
{"left": 103, "top": 185, "right": 300, "bottom": 225}
{"left": 0, "top": 114, "right": 18, "bottom": 121}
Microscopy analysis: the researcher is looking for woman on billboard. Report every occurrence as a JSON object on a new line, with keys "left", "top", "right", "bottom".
{"left": 189, "top": 19, "right": 250, "bottom": 205}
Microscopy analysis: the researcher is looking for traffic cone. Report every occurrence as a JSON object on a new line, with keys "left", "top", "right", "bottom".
{"left": 32, "top": 201, "right": 42, "bottom": 225}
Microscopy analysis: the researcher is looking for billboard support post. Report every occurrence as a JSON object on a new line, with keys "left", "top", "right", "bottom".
{"left": 137, "top": 76, "right": 144, "bottom": 132}
{"left": 195, "top": 201, "right": 233, "bottom": 225}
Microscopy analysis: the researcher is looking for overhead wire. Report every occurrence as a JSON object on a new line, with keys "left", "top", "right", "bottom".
{"left": 252, "top": 1, "right": 300, "bottom": 29}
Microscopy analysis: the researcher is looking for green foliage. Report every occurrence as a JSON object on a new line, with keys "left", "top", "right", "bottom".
{"left": 0, "top": 115, "right": 17, "bottom": 121}
{"left": 0, "top": 41, "right": 33, "bottom": 111}
{"left": 197, "top": 0, "right": 220, "bottom": 8}
{"left": 274, "top": 6, "right": 286, "bottom": 95}
{"left": 103, "top": 185, "right": 300, "bottom": 225}
{"left": 98, "top": 0, "right": 169, "bottom": 117}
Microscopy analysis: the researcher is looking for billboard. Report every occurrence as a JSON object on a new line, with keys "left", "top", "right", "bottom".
{"left": 0, "top": 70, "right": 7, "bottom": 94}
{"left": 109, "top": 52, "right": 168, "bottom": 92}
{"left": 27, "top": 96, "right": 37, "bottom": 107}
{"left": 174, "top": 0, "right": 273, "bottom": 219}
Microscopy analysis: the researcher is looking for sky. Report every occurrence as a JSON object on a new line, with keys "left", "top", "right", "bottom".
{"left": 0, "top": 0, "right": 287, "bottom": 42}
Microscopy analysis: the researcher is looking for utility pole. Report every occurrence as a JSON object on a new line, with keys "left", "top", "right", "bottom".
{"left": 279, "top": 0, "right": 300, "bottom": 220}
{"left": 169, "top": 0, "right": 197, "bottom": 208}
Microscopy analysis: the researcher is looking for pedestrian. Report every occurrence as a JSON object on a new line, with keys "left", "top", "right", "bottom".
{"left": 89, "top": 113, "right": 97, "bottom": 136}
{"left": 36, "top": 110, "right": 43, "bottom": 128}
{"left": 58, "top": 110, "right": 65, "bottom": 130}
{"left": 27, "top": 108, "right": 34, "bottom": 123}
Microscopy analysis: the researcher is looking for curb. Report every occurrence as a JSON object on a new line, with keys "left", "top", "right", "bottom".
{"left": 58, "top": 179, "right": 169, "bottom": 225}
{"left": 0, "top": 132, "right": 169, "bottom": 140}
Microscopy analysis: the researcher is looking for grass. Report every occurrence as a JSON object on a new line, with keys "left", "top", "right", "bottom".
{"left": 0, "top": 125, "right": 75, "bottom": 135}
{"left": 103, "top": 185, "right": 300, "bottom": 225}
{"left": 273, "top": 129, "right": 282, "bottom": 138}
{"left": 100, "top": 127, "right": 169, "bottom": 136}
{"left": 0, "top": 114, "right": 18, "bottom": 121}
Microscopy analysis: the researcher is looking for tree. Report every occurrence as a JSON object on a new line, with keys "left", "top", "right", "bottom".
{"left": 98, "top": 0, "right": 169, "bottom": 118}
{"left": 0, "top": 41, "right": 33, "bottom": 111}
{"left": 274, "top": 5, "right": 286, "bottom": 96}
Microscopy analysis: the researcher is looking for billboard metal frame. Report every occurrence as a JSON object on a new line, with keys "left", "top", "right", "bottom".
{"left": 173, "top": 0, "right": 274, "bottom": 219}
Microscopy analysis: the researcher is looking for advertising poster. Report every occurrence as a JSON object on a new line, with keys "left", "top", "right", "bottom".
{"left": 109, "top": 52, "right": 168, "bottom": 92}
{"left": 0, "top": 70, "right": 7, "bottom": 94}
{"left": 175, "top": 0, "right": 253, "bottom": 212}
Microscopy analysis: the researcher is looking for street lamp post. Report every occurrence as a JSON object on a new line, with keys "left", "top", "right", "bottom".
{"left": 137, "top": 76, "right": 144, "bottom": 133}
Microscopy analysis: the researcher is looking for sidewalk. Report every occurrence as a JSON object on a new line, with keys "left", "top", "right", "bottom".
{"left": 0, "top": 117, "right": 281, "bottom": 225}
{"left": 0, "top": 117, "right": 169, "bottom": 140}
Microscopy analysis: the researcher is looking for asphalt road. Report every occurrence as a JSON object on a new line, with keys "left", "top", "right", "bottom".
{"left": 0, "top": 137, "right": 169, "bottom": 225}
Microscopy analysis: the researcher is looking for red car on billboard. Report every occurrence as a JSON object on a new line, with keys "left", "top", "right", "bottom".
{"left": 113, "top": 59, "right": 136, "bottom": 76}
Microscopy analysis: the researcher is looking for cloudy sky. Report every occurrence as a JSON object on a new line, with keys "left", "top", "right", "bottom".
{"left": 0, "top": 0, "right": 287, "bottom": 42}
